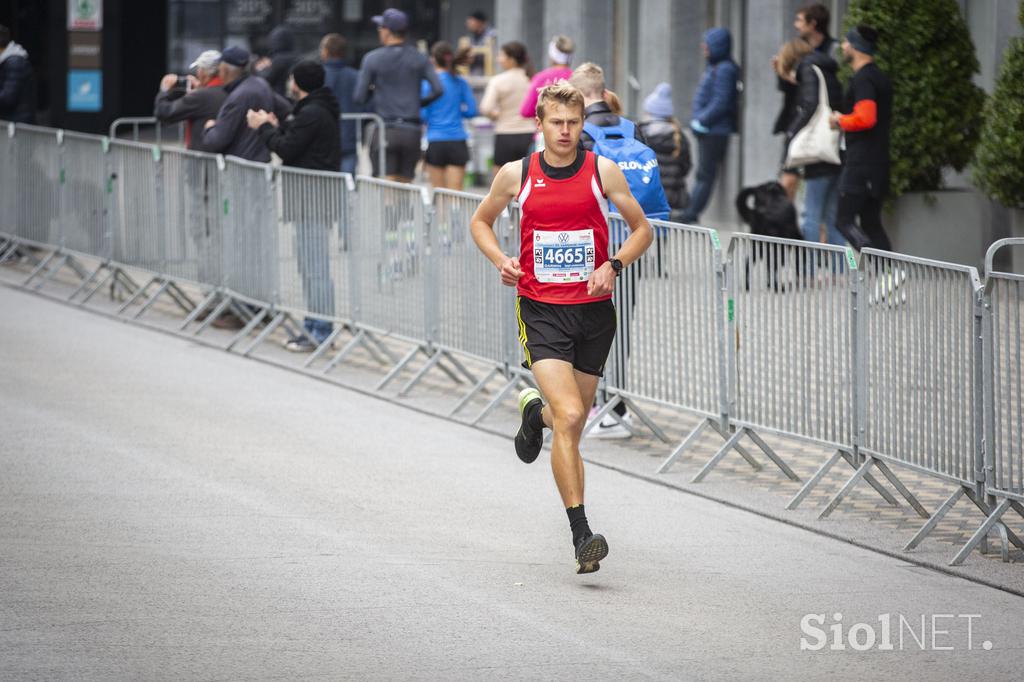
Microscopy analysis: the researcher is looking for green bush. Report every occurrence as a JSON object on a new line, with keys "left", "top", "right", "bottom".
{"left": 974, "top": 3, "right": 1024, "bottom": 208}
{"left": 843, "top": 0, "right": 986, "bottom": 199}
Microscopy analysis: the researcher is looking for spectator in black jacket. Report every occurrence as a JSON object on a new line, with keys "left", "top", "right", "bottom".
{"left": 248, "top": 61, "right": 340, "bottom": 352}
{"left": 201, "top": 46, "right": 292, "bottom": 162}
{"left": 154, "top": 50, "right": 227, "bottom": 150}
{"left": 0, "top": 24, "right": 35, "bottom": 123}
{"left": 639, "top": 82, "right": 691, "bottom": 219}
{"left": 786, "top": 39, "right": 844, "bottom": 245}
{"left": 255, "top": 26, "right": 301, "bottom": 96}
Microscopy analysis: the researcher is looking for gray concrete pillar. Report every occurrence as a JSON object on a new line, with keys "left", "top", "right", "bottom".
{"left": 543, "top": 0, "right": 615, "bottom": 77}
{"left": 494, "top": 0, "right": 545, "bottom": 74}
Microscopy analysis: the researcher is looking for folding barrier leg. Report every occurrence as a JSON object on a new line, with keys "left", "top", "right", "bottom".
{"left": 179, "top": 290, "right": 219, "bottom": 329}
{"left": 67, "top": 262, "right": 108, "bottom": 302}
{"left": 321, "top": 329, "right": 367, "bottom": 374}
{"left": 787, "top": 450, "right": 844, "bottom": 510}
{"left": 22, "top": 248, "right": 58, "bottom": 286}
{"left": 872, "top": 459, "right": 929, "bottom": 518}
{"left": 303, "top": 325, "right": 346, "bottom": 368}
{"left": 691, "top": 427, "right": 748, "bottom": 483}
{"left": 708, "top": 421, "right": 762, "bottom": 471}
{"left": 132, "top": 279, "right": 171, "bottom": 319}
{"left": 78, "top": 267, "right": 117, "bottom": 305}
{"left": 449, "top": 367, "right": 501, "bottom": 418}
{"left": 904, "top": 487, "right": 965, "bottom": 551}
{"left": 962, "top": 490, "right": 1024, "bottom": 553}
{"left": 117, "top": 276, "right": 157, "bottom": 314}
{"left": 618, "top": 395, "right": 671, "bottom": 443}
{"left": 398, "top": 349, "right": 445, "bottom": 397}
{"left": 657, "top": 417, "right": 711, "bottom": 474}
{"left": 950, "top": 498, "right": 1013, "bottom": 566}
{"left": 224, "top": 308, "right": 268, "bottom": 352}
{"left": 376, "top": 346, "right": 422, "bottom": 392}
{"left": 440, "top": 350, "right": 480, "bottom": 386}
{"left": 819, "top": 456, "right": 875, "bottom": 519}
{"left": 745, "top": 429, "right": 800, "bottom": 482}
{"left": 193, "top": 296, "right": 234, "bottom": 336}
{"left": 842, "top": 451, "right": 900, "bottom": 508}
{"left": 241, "top": 311, "right": 286, "bottom": 356}
{"left": 33, "top": 252, "right": 71, "bottom": 290}
{"left": 470, "top": 375, "right": 523, "bottom": 426}
{"left": 0, "top": 236, "right": 21, "bottom": 263}
{"left": 164, "top": 281, "right": 197, "bottom": 314}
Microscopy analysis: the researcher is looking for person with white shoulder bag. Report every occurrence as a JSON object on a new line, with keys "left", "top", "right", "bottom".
{"left": 784, "top": 36, "right": 845, "bottom": 245}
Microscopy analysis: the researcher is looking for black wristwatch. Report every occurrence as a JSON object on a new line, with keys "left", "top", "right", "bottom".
{"left": 609, "top": 258, "right": 624, "bottom": 277}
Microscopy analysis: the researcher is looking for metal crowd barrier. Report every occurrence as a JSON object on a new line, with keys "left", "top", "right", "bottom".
{"left": 109, "top": 116, "right": 185, "bottom": 145}
{"left": 4, "top": 121, "right": 1024, "bottom": 566}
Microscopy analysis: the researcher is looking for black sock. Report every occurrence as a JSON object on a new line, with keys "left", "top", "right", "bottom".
{"left": 612, "top": 401, "right": 627, "bottom": 417}
{"left": 566, "top": 504, "right": 591, "bottom": 547}
{"left": 526, "top": 400, "right": 545, "bottom": 432}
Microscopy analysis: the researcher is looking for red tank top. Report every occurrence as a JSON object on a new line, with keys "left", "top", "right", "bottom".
{"left": 516, "top": 151, "right": 610, "bottom": 304}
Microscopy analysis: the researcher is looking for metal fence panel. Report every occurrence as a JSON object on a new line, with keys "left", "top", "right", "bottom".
{"left": 109, "top": 140, "right": 164, "bottom": 272}
{"left": 727, "top": 234, "right": 856, "bottom": 447}
{"left": 604, "top": 216, "right": 724, "bottom": 418}
{"left": 984, "top": 239, "right": 1024, "bottom": 501}
{"left": 159, "top": 146, "right": 223, "bottom": 285}
{"left": 220, "top": 157, "right": 278, "bottom": 303}
{"left": 432, "top": 188, "right": 514, "bottom": 364}
{"left": 11, "top": 126, "right": 62, "bottom": 245}
{"left": 275, "top": 166, "right": 352, "bottom": 321}
{"left": 351, "top": 176, "right": 430, "bottom": 342}
{"left": 58, "top": 132, "right": 111, "bottom": 259}
{"left": 860, "top": 249, "right": 983, "bottom": 485}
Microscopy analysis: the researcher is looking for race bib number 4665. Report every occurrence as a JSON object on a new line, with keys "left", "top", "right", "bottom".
{"left": 533, "top": 229, "right": 596, "bottom": 284}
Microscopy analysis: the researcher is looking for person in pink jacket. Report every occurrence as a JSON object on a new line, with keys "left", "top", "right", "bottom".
{"left": 519, "top": 35, "right": 575, "bottom": 118}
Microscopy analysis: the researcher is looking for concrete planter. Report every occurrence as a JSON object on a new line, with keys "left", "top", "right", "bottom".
{"left": 886, "top": 189, "right": 998, "bottom": 271}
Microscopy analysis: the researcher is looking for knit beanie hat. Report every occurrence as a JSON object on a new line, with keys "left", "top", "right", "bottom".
{"left": 291, "top": 60, "right": 325, "bottom": 92}
{"left": 644, "top": 82, "right": 673, "bottom": 118}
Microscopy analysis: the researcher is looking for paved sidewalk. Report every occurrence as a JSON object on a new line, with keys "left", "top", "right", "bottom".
{"left": 2, "top": 283, "right": 1023, "bottom": 680}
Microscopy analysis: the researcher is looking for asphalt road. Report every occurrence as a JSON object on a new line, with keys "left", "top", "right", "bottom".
{"left": 1, "top": 284, "right": 1021, "bottom": 681}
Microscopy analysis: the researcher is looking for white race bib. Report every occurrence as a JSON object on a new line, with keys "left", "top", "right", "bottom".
{"left": 533, "top": 229, "right": 595, "bottom": 283}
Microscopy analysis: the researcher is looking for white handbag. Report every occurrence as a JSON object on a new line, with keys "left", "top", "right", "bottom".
{"left": 784, "top": 65, "right": 841, "bottom": 168}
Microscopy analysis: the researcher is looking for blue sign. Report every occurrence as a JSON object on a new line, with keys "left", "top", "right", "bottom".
{"left": 68, "top": 70, "right": 102, "bottom": 112}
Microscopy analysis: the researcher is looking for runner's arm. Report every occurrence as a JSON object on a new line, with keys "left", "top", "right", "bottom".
{"left": 470, "top": 161, "right": 524, "bottom": 286}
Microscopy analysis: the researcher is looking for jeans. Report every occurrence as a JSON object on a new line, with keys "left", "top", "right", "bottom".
{"left": 340, "top": 152, "right": 357, "bottom": 176}
{"left": 801, "top": 174, "right": 844, "bottom": 245}
{"left": 296, "top": 221, "right": 335, "bottom": 343}
{"left": 681, "top": 133, "right": 729, "bottom": 224}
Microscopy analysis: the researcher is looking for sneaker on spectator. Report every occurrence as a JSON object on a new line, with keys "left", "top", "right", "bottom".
{"left": 284, "top": 335, "right": 317, "bottom": 352}
{"left": 588, "top": 412, "right": 634, "bottom": 439}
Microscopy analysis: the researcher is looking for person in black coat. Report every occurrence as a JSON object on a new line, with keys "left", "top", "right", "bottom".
{"left": 0, "top": 25, "right": 35, "bottom": 123}
{"left": 247, "top": 61, "right": 341, "bottom": 352}
{"left": 786, "top": 45, "right": 845, "bottom": 245}
{"left": 255, "top": 26, "right": 301, "bottom": 97}
{"left": 639, "top": 82, "right": 692, "bottom": 220}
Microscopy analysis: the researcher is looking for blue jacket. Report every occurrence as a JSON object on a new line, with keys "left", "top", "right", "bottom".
{"left": 692, "top": 28, "right": 739, "bottom": 135}
{"left": 323, "top": 58, "right": 361, "bottom": 155}
{"left": 420, "top": 71, "right": 477, "bottom": 142}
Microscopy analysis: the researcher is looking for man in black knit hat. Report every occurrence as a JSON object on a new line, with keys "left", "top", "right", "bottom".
{"left": 248, "top": 60, "right": 341, "bottom": 352}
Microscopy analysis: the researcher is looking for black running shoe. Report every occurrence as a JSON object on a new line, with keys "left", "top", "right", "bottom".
{"left": 575, "top": 533, "right": 609, "bottom": 574}
{"left": 514, "top": 388, "right": 543, "bottom": 464}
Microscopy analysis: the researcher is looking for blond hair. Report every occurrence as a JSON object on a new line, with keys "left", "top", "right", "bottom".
{"left": 569, "top": 62, "right": 605, "bottom": 99}
{"left": 604, "top": 89, "right": 622, "bottom": 114}
{"left": 776, "top": 38, "right": 813, "bottom": 78}
{"left": 535, "top": 81, "right": 585, "bottom": 120}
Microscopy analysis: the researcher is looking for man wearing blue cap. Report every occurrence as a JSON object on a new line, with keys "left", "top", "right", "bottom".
{"left": 201, "top": 45, "right": 291, "bottom": 163}
{"left": 354, "top": 8, "right": 444, "bottom": 182}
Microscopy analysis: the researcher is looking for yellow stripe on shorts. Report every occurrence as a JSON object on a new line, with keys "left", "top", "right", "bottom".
{"left": 516, "top": 296, "right": 531, "bottom": 367}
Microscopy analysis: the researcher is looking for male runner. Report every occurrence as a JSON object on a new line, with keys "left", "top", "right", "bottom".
{"left": 469, "top": 83, "right": 653, "bottom": 574}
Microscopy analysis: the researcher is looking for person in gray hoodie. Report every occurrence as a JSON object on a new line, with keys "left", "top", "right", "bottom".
{"left": 0, "top": 24, "right": 35, "bottom": 123}
{"left": 680, "top": 27, "right": 739, "bottom": 225}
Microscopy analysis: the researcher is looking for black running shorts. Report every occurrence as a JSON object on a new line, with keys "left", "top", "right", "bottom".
{"left": 493, "top": 132, "right": 534, "bottom": 166}
{"left": 516, "top": 296, "right": 617, "bottom": 377}
{"left": 370, "top": 124, "right": 422, "bottom": 179}
{"left": 424, "top": 139, "right": 470, "bottom": 167}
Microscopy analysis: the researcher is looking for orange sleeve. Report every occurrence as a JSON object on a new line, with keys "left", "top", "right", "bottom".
{"left": 839, "top": 99, "right": 877, "bottom": 132}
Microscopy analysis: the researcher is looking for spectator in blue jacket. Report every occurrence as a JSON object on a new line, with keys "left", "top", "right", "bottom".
{"left": 421, "top": 42, "right": 478, "bottom": 190}
{"left": 680, "top": 27, "right": 739, "bottom": 225}
{"left": 320, "top": 33, "right": 361, "bottom": 175}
